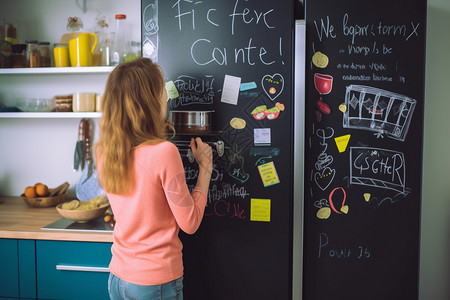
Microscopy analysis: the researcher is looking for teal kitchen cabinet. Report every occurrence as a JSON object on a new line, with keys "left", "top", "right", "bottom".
{"left": 36, "top": 241, "right": 112, "bottom": 300}
{"left": 0, "top": 239, "right": 19, "bottom": 298}
{"left": 0, "top": 239, "right": 36, "bottom": 299}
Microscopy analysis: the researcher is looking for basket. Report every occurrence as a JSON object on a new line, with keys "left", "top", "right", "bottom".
{"left": 21, "top": 193, "right": 68, "bottom": 208}
{"left": 21, "top": 182, "right": 70, "bottom": 208}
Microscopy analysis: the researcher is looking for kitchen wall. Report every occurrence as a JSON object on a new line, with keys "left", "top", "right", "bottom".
{"left": 0, "top": 0, "right": 140, "bottom": 197}
{"left": 0, "top": 0, "right": 449, "bottom": 299}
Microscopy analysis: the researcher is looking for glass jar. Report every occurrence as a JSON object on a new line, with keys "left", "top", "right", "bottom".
{"left": 96, "top": 19, "right": 112, "bottom": 66}
{"left": 39, "top": 42, "right": 51, "bottom": 67}
{"left": 100, "top": 35, "right": 111, "bottom": 66}
{"left": 130, "top": 41, "right": 141, "bottom": 59}
{"left": 53, "top": 43, "right": 70, "bottom": 67}
{"left": 5, "top": 21, "right": 18, "bottom": 45}
{"left": 26, "top": 40, "right": 40, "bottom": 68}
{"left": 110, "top": 14, "right": 133, "bottom": 66}
{"left": 11, "top": 44, "right": 27, "bottom": 68}
{"left": 0, "top": 40, "right": 13, "bottom": 68}
{"left": 0, "top": 23, "right": 4, "bottom": 41}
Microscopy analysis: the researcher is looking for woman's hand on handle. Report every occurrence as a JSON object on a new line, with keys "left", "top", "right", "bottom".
{"left": 190, "top": 137, "right": 213, "bottom": 173}
{"left": 190, "top": 137, "right": 213, "bottom": 196}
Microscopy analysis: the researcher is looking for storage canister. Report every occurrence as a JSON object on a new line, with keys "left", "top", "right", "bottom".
{"left": 0, "top": 40, "right": 13, "bottom": 68}
{"left": 53, "top": 43, "right": 70, "bottom": 67}
{"left": 95, "top": 94, "right": 102, "bottom": 112}
{"left": 26, "top": 40, "right": 40, "bottom": 68}
{"left": 54, "top": 94, "right": 73, "bottom": 112}
{"left": 72, "top": 93, "right": 95, "bottom": 112}
{"left": 39, "top": 42, "right": 51, "bottom": 67}
{"left": 11, "top": 44, "right": 27, "bottom": 68}
{"left": 5, "top": 21, "right": 18, "bottom": 45}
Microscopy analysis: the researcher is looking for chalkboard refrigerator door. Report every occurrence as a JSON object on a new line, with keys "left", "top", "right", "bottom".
{"left": 141, "top": 1, "right": 302, "bottom": 299}
{"left": 303, "top": 0, "right": 426, "bottom": 299}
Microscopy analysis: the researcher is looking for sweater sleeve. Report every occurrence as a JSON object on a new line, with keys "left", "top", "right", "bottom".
{"left": 160, "top": 142, "right": 207, "bottom": 234}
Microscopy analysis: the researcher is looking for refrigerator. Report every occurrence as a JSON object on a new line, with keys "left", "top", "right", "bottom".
{"left": 141, "top": 1, "right": 305, "bottom": 299}
{"left": 302, "top": 0, "right": 426, "bottom": 299}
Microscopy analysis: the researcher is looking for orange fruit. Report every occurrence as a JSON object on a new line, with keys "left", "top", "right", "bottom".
{"left": 24, "top": 186, "right": 37, "bottom": 198}
{"left": 35, "top": 183, "right": 49, "bottom": 197}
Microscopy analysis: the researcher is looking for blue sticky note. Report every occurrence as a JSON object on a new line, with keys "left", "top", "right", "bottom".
{"left": 240, "top": 82, "right": 257, "bottom": 91}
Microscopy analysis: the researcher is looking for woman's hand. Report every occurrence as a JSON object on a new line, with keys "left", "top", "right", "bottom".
{"left": 190, "top": 137, "right": 213, "bottom": 174}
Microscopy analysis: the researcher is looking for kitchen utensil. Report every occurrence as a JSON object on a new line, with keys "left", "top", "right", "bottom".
{"left": 56, "top": 201, "right": 110, "bottom": 223}
{"left": 21, "top": 182, "right": 70, "bottom": 208}
{"left": 84, "top": 119, "right": 93, "bottom": 182}
{"left": 68, "top": 32, "right": 98, "bottom": 67}
{"left": 76, "top": 119, "right": 105, "bottom": 200}
{"left": 73, "top": 119, "right": 85, "bottom": 171}
{"left": 170, "top": 111, "right": 214, "bottom": 134}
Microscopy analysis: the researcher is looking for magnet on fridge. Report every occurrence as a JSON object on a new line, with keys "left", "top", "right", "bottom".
{"left": 257, "top": 161, "right": 280, "bottom": 187}
{"left": 221, "top": 75, "right": 241, "bottom": 105}
{"left": 250, "top": 198, "right": 271, "bottom": 222}
{"left": 165, "top": 81, "right": 179, "bottom": 100}
{"left": 254, "top": 128, "right": 271, "bottom": 146}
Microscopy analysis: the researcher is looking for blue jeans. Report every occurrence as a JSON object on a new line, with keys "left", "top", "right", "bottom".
{"left": 108, "top": 273, "right": 183, "bottom": 300}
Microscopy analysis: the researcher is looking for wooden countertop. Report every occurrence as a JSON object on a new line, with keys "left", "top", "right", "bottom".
{"left": 0, "top": 197, "right": 113, "bottom": 243}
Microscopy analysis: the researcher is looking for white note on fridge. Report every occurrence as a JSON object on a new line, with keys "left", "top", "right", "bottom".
{"left": 221, "top": 75, "right": 241, "bottom": 105}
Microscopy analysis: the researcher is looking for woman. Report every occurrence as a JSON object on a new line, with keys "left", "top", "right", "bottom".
{"left": 96, "top": 57, "right": 212, "bottom": 299}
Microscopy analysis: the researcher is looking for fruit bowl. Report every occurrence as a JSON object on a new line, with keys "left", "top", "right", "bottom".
{"left": 56, "top": 200, "right": 110, "bottom": 223}
{"left": 21, "top": 192, "right": 67, "bottom": 208}
{"left": 21, "top": 182, "right": 70, "bottom": 208}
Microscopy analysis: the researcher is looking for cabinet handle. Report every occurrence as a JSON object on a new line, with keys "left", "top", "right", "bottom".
{"left": 56, "top": 265, "right": 110, "bottom": 273}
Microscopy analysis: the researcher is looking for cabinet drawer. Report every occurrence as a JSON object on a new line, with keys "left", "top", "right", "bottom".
{"left": 36, "top": 240, "right": 112, "bottom": 300}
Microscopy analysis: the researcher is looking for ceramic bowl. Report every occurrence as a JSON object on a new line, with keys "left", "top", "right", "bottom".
{"left": 56, "top": 201, "right": 110, "bottom": 223}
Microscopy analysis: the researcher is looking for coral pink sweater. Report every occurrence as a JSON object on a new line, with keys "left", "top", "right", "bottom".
{"left": 102, "top": 141, "right": 206, "bottom": 285}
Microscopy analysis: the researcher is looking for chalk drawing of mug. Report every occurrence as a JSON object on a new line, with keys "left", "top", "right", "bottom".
{"left": 314, "top": 73, "right": 333, "bottom": 95}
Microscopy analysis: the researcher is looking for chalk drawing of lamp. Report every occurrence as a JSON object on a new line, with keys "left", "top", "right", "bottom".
{"left": 343, "top": 85, "right": 416, "bottom": 142}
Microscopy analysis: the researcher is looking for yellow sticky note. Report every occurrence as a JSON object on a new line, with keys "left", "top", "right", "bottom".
{"left": 165, "top": 81, "right": 179, "bottom": 100}
{"left": 257, "top": 161, "right": 280, "bottom": 187}
{"left": 334, "top": 134, "right": 351, "bottom": 153}
{"left": 251, "top": 198, "right": 271, "bottom": 222}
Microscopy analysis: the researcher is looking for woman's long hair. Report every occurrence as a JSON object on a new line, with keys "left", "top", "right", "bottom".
{"left": 96, "top": 58, "right": 173, "bottom": 195}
